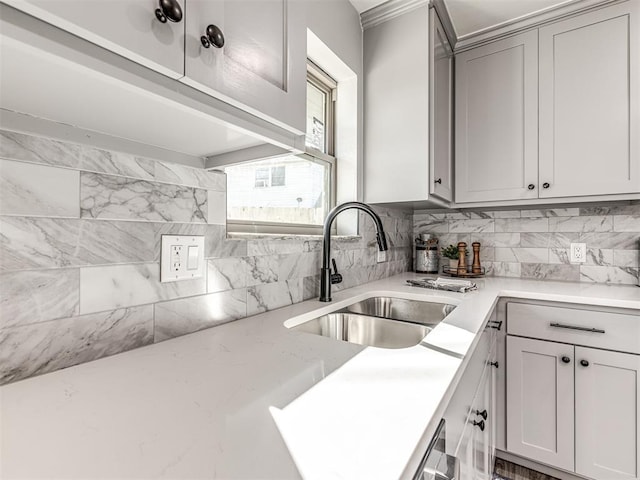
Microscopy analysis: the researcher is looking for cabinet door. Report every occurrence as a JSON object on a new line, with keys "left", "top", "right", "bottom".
{"left": 539, "top": 2, "right": 639, "bottom": 198}
{"left": 575, "top": 346, "right": 640, "bottom": 480}
{"left": 429, "top": 8, "right": 453, "bottom": 202}
{"left": 183, "top": 0, "right": 305, "bottom": 133}
{"left": 455, "top": 31, "right": 538, "bottom": 203}
{"left": 506, "top": 336, "right": 574, "bottom": 471}
{"left": 3, "top": 0, "right": 185, "bottom": 78}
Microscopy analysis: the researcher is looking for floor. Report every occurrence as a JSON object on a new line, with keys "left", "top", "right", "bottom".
{"left": 494, "top": 458, "right": 561, "bottom": 480}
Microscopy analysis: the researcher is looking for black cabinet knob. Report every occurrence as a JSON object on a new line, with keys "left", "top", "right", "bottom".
{"left": 489, "top": 361, "right": 499, "bottom": 368}
{"left": 474, "top": 409, "right": 488, "bottom": 420}
{"left": 528, "top": 184, "right": 535, "bottom": 190}
{"left": 201, "top": 24, "right": 225, "bottom": 49}
{"left": 580, "top": 359, "right": 590, "bottom": 367}
{"left": 543, "top": 182, "right": 550, "bottom": 189}
{"left": 435, "top": 178, "right": 442, "bottom": 184}
{"left": 561, "top": 356, "right": 571, "bottom": 363}
{"left": 155, "top": 0, "right": 182, "bottom": 23}
{"left": 472, "top": 419, "right": 485, "bottom": 431}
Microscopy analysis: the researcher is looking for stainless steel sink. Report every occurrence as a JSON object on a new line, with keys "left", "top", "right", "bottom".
{"left": 288, "top": 296, "right": 457, "bottom": 349}
{"left": 290, "top": 312, "right": 431, "bottom": 349}
{"left": 346, "top": 296, "right": 456, "bottom": 327}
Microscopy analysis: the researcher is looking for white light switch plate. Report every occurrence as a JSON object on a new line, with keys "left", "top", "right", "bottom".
{"left": 160, "top": 235, "right": 205, "bottom": 282}
{"left": 377, "top": 250, "right": 387, "bottom": 263}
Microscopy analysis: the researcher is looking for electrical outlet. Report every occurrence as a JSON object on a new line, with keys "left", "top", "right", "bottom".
{"left": 570, "top": 243, "right": 587, "bottom": 263}
{"left": 377, "top": 250, "right": 387, "bottom": 263}
{"left": 161, "top": 235, "right": 205, "bottom": 282}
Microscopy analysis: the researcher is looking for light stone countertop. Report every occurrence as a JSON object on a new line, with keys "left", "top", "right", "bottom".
{"left": 1, "top": 273, "right": 639, "bottom": 480}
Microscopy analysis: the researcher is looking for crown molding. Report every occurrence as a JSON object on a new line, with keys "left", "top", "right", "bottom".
{"left": 361, "top": 0, "right": 428, "bottom": 29}
{"left": 453, "top": 0, "right": 616, "bottom": 51}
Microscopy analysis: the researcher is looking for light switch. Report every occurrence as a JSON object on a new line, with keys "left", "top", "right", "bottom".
{"left": 187, "top": 245, "right": 199, "bottom": 270}
{"left": 160, "top": 235, "right": 205, "bottom": 282}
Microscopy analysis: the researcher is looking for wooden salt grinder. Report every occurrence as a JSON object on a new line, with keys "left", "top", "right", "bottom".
{"left": 457, "top": 242, "right": 467, "bottom": 275}
{"left": 472, "top": 242, "right": 482, "bottom": 274}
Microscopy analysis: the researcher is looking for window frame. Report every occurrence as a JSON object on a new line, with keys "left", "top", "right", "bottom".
{"left": 226, "top": 62, "right": 338, "bottom": 235}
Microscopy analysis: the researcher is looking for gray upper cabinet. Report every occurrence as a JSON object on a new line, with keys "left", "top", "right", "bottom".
{"left": 182, "top": 0, "right": 306, "bottom": 134}
{"left": 3, "top": 0, "right": 186, "bottom": 79}
{"left": 5, "top": 0, "right": 306, "bottom": 134}
{"left": 364, "top": 6, "right": 452, "bottom": 207}
{"left": 455, "top": 31, "right": 539, "bottom": 204}
{"left": 430, "top": 11, "right": 453, "bottom": 202}
{"left": 456, "top": 1, "right": 639, "bottom": 205}
{"left": 538, "top": 1, "right": 639, "bottom": 198}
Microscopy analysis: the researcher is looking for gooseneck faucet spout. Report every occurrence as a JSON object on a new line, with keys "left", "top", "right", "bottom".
{"left": 320, "top": 202, "right": 389, "bottom": 302}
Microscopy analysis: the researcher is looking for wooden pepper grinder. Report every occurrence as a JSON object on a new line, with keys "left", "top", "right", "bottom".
{"left": 472, "top": 242, "right": 482, "bottom": 274}
{"left": 457, "top": 242, "right": 467, "bottom": 275}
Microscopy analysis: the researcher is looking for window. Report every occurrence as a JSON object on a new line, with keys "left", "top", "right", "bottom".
{"left": 226, "top": 62, "right": 337, "bottom": 234}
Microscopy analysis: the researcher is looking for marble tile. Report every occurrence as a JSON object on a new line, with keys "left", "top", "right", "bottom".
{"left": 0, "top": 305, "right": 153, "bottom": 385}
{"left": 469, "top": 233, "right": 520, "bottom": 248}
{"left": 79, "top": 263, "right": 206, "bottom": 314}
{"left": 520, "top": 232, "right": 579, "bottom": 248}
{"left": 494, "top": 458, "right": 560, "bottom": 480}
{"left": 493, "top": 210, "right": 522, "bottom": 218}
{"left": 246, "top": 255, "right": 280, "bottom": 286}
{"left": 279, "top": 252, "right": 320, "bottom": 280}
{"left": 613, "top": 215, "right": 640, "bottom": 232}
{"left": 549, "top": 248, "right": 614, "bottom": 266}
{"left": 303, "top": 275, "right": 320, "bottom": 300}
{"left": 580, "top": 265, "right": 638, "bottom": 285}
{"left": 580, "top": 203, "right": 640, "bottom": 216}
{"left": 495, "top": 218, "right": 549, "bottom": 233}
{"left": 80, "top": 173, "right": 207, "bottom": 223}
{"left": 246, "top": 279, "right": 303, "bottom": 316}
{"left": 488, "top": 262, "right": 521, "bottom": 278}
{"left": 494, "top": 248, "right": 548, "bottom": 263}
{"left": 0, "top": 217, "right": 158, "bottom": 270}
{"left": 414, "top": 219, "right": 448, "bottom": 234}
{"left": 0, "top": 130, "right": 84, "bottom": 169}
{"left": 207, "top": 257, "right": 248, "bottom": 293}
{"left": 0, "top": 269, "right": 79, "bottom": 328}
{"left": 246, "top": 238, "right": 307, "bottom": 256}
{"left": 613, "top": 250, "right": 639, "bottom": 268}
{"left": 521, "top": 263, "right": 580, "bottom": 282}
{"left": 154, "top": 161, "right": 225, "bottom": 190}
{"left": 80, "top": 151, "right": 155, "bottom": 180}
{"left": 579, "top": 232, "right": 640, "bottom": 250}
{"left": 549, "top": 215, "right": 613, "bottom": 232}
{"left": 549, "top": 248, "right": 570, "bottom": 264}
{"left": 0, "top": 159, "right": 79, "bottom": 217}
{"left": 445, "top": 211, "right": 494, "bottom": 220}
{"left": 520, "top": 208, "right": 580, "bottom": 218}
{"left": 207, "top": 190, "right": 226, "bottom": 225}
{"left": 0, "top": 130, "right": 157, "bottom": 179}
{"left": 154, "top": 289, "right": 247, "bottom": 342}
{"left": 448, "top": 218, "right": 494, "bottom": 233}
{"left": 0, "top": 217, "right": 81, "bottom": 270}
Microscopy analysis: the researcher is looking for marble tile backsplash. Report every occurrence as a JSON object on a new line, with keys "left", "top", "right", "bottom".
{"left": 0, "top": 130, "right": 412, "bottom": 384}
{"left": 414, "top": 205, "right": 640, "bottom": 284}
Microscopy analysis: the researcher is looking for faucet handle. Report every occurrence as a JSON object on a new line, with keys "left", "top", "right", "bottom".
{"left": 330, "top": 258, "right": 343, "bottom": 285}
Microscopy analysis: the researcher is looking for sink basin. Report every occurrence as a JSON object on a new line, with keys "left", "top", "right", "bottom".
{"left": 346, "top": 296, "right": 456, "bottom": 327}
{"left": 288, "top": 296, "right": 457, "bottom": 349}
{"left": 290, "top": 312, "right": 431, "bottom": 349}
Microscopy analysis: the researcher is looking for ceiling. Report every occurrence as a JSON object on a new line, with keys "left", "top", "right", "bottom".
{"left": 351, "top": 0, "right": 578, "bottom": 38}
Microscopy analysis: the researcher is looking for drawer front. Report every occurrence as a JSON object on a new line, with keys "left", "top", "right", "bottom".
{"left": 507, "top": 302, "right": 640, "bottom": 354}
{"left": 444, "top": 327, "right": 495, "bottom": 454}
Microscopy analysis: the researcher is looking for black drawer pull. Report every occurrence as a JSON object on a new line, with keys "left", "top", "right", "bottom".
{"left": 487, "top": 320, "right": 503, "bottom": 331}
{"left": 550, "top": 322, "right": 605, "bottom": 334}
{"left": 472, "top": 419, "right": 485, "bottom": 431}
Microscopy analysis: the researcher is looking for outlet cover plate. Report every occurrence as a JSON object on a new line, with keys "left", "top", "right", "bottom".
{"left": 570, "top": 243, "right": 587, "bottom": 263}
{"left": 160, "top": 235, "right": 205, "bottom": 282}
{"left": 377, "top": 250, "right": 387, "bottom": 263}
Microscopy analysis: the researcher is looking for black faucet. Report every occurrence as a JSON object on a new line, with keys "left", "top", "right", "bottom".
{"left": 320, "top": 202, "right": 389, "bottom": 302}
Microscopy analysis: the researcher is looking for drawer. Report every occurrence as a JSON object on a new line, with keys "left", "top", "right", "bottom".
{"left": 507, "top": 302, "right": 640, "bottom": 354}
{"left": 444, "top": 326, "right": 495, "bottom": 454}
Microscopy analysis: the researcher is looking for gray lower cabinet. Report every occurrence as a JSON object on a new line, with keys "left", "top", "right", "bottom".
{"left": 505, "top": 301, "right": 640, "bottom": 480}
{"left": 455, "top": 0, "right": 639, "bottom": 205}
